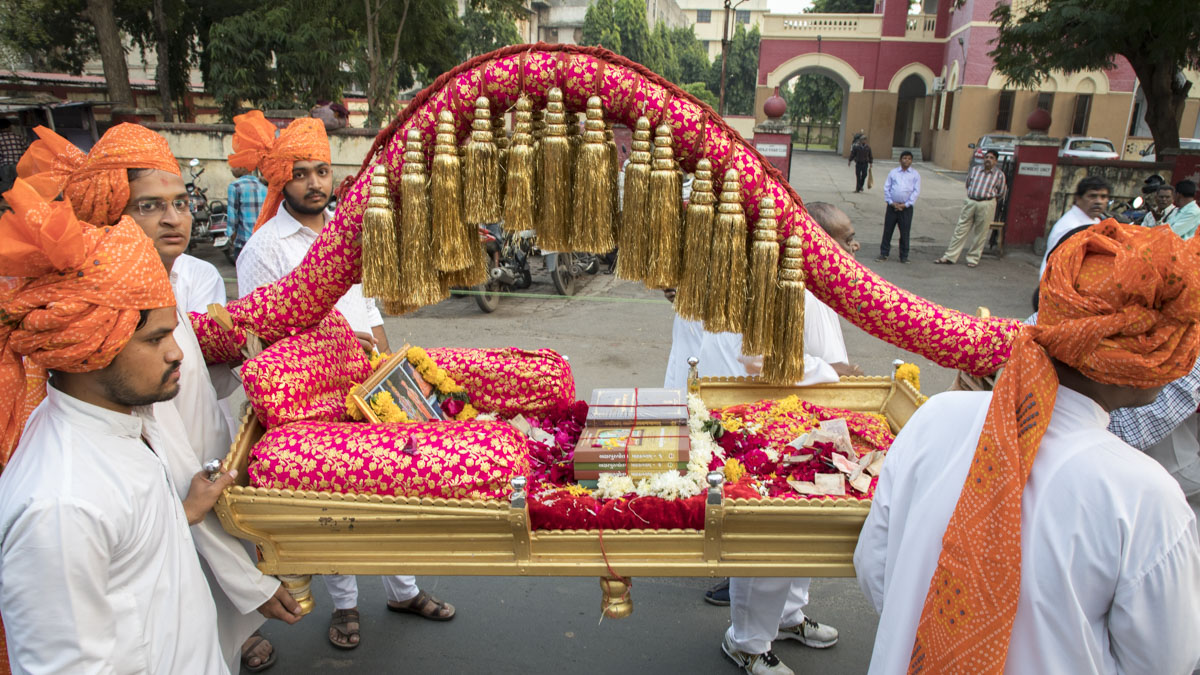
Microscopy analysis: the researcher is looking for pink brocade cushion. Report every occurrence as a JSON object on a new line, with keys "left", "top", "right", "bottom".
{"left": 428, "top": 347, "right": 575, "bottom": 418}
{"left": 247, "top": 419, "right": 532, "bottom": 499}
{"left": 240, "top": 311, "right": 373, "bottom": 428}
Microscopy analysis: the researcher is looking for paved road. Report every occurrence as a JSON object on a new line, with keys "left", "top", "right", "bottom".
{"left": 193, "top": 150, "right": 1037, "bottom": 674}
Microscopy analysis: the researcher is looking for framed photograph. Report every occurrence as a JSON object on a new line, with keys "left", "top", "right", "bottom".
{"left": 350, "top": 346, "right": 446, "bottom": 423}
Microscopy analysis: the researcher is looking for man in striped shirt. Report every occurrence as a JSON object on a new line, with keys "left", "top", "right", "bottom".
{"left": 934, "top": 149, "right": 1007, "bottom": 268}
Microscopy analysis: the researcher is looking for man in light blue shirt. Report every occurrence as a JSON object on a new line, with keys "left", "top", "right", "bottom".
{"left": 1166, "top": 179, "right": 1199, "bottom": 240}
{"left": 877, "top": 151, "right": 920, "bottom": 263}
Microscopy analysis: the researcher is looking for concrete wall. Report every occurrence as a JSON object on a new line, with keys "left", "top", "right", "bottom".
{"left": 144, "top": 123, "right": 378, "bottom": 197}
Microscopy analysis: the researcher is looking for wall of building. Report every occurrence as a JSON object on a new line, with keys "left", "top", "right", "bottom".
{"left": 678, "top": 0, "right": 769, "bottom": 61}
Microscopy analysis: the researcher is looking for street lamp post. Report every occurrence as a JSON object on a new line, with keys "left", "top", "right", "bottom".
{"left": 718, "top": 0, "right": 747, "bottom": 116}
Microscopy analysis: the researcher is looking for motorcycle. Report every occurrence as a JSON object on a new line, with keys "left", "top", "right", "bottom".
{"left": 1107, "top": 196, "right": 1147, "bottom": 225}
{"left": 185, "top": 158, "right": 230, "bottom": 255}
{"left": 472, "top": 225, "right": 599, "bottom": 313}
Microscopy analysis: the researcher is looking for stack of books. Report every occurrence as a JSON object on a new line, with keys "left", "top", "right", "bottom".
{"left": 575, "top": 388, "right": 690, "bottom": 488}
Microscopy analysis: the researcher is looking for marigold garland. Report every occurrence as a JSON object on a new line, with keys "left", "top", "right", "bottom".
{"left": 370, "top": 391, "right": 411, "bottom": 423}
{"left": 895, "top": 363, "right": 921, "bottom": 392}
{"left": 349, "top": 347, "right": 478, "bottom": 423}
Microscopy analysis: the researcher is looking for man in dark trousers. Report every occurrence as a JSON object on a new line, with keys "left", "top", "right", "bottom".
{"left": 877, "top": 150, "right": 920, "bottom": 263}
{"left": 848, "top": 135, "right": 872, "bottom": 193}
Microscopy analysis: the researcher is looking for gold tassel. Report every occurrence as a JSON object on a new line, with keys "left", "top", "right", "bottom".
{"left": 644, "top": 123, "right": 682, "bottom": 290}
{"left": 537, "top": 88, "right": 571, "bottom": 251}
{"left": 361, "top": 163, "right": 402, "bottom": 302}
{"left": 704, "top": 169, "right": 746, "bottom": 333}
{"left": 762, "top": 235, "right": 806, "bottom": 384}
{"left": 606, "top": 121, "right": 619, "bottom": 244}
{"left": 674, "top": 158, "right": 716, "bottom": 321}
{"left": 504, "top": 96, "right": 535, "bottom": 234}
{"left": 432, "top": 110, "right": 472, "bottom": 272}
{"left": 494, "top": 109, "right": 509, "bottom": 207}
{"left": 741, "top": 197, "right": 779, "bottom": 356}
{"left": 569, "top": 96, "right": 616, "bottom": 253}
{"left": 399, "top": 129, "right": 447, "bottom": 306}
{"left": 463, "top": 97, "right": 500, "bottom": 225}
{"left": 614, "top": 117, "right": 652, "bottom": 282}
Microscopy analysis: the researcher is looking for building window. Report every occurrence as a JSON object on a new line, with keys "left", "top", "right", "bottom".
{"left": 1071, "top": 94, "right": 1092, "bottom": 135}
{"left": 1036, "top": 91, "right": 1054, "bottom": 112}
{"left": 736, "top": 9, "right": 750, "bottom": 24}
{"left": 696, "top": 9, "right": 711, "bottom": 22}
{"left": 702, "top": 40, "right": 710, "bottom": 51}
{"left": 995, "top": 90, "right": 1015, "bottom": 131}
{"left": 942, "top": 91, "right": 954, "bottom": 130}
{"left": 930, "top": 94, "right": 941, "bottom": 131}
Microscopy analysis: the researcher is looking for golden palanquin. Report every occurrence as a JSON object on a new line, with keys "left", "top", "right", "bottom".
{"left": 215, "top": 375, "right": 921, "bottom": 613}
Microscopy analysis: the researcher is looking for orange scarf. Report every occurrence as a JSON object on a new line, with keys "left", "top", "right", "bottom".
{"left": 227, "top": 110, "right": 330, "bottom": 232}
{"left": 909, "top": 220, "right": 1200, "bottom": 673}
{"left": 0, "top": 179, "right": 175, "bottom": 465}
{"left": 17, "top": 124, "right": 179, "bottom": 227}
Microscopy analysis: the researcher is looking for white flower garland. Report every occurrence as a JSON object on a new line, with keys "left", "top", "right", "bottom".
{"left": 593, "top": 393, "right": 725, "bottom": 500}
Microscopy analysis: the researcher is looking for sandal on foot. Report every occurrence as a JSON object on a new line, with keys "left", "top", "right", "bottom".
{"left": 387, "top": 590, "right": 456, "bottom": 621}
{"left": 328, "top": 608, "right": 361, "bottom": 650}
{"left": 966, "top": 262, "right": 978, "bottom": 268}
{"left": 242, "top": 630, "right": 276, "bottom": 672}
{"left": 933, "top": 258, "right": 954, "bottom": 265}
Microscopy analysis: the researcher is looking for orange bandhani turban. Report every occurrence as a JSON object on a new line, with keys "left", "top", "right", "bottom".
{"left": 16, "top": 123, "right": 179, "bottom": 228}
{"left": 909, "top": 220, "right": 1200, "bottom": 673}
{"left": 227, "top": 110, "right": 330, "bottom": 232}
{"left": 0, "top": 178, "right": 175, "bottom": 465}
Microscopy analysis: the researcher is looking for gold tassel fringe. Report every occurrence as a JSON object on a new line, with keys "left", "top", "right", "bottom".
{"left": 399, "top": 128, "right": 447, "bottom": 306}
{"left": 503, "top": 96, "right": 535, "bottom": 233}
{"left": 705, "top": 169, "right": 746, "bottom": 333}
{"left": 537, "top": 88, "right": 572, "bottom": 251}
{"left": 606, "top": 120, "right": 619, "bottom": 243}
{"left": 674, "top": 158, "right": 716, "bottom": 321}
{"left": 361, "top": 163, "right": 402, "bottom": 302}
{"left": 614, "top": 116, "right": 653, "bottom": 282}
{"left": 569, "top": 96, "right": 616, "bottom": 253}
{"left": 463, "top": 97, "right": 500, "bottom": 225}
{"left": 494, "top": 109, "right": 509, "bottom": 207}
{"left": 741, "top": 197, "right": 779, "bottom": 356}
{"left": 432, "top": 110, "right": 473, "bottom": 272}
{"left": 762, "top": 235, "right": 806, "bottom": 384}
{"left": 644, "top": 123, "right": 682, "bottom": 290}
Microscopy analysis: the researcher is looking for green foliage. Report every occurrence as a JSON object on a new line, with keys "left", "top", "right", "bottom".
{"left": 710, "top": 23, "right": 759, "bottom": 115}
{"left": 682, "top": 81, "right": 717, "bottom": 109}
{"left": 0, "top": 0, "right": 95, "bottom": 73}
{"left": 785, "top": 73, "right": 842, "bottom": 125}
{"left": 582, "top": 0, "right": 621, "bottom": 53}
{"left": 805, "top": 0, "right": 873, "bottom": 13}
{"left": 671, "top": 26, "right": 711, "bottom": 86}
{"left": 613, "top": 0, "right": 653, "bottom": 69}
{"left": 460, "top": 4, "right": 521, "bottom": 59}
{"left": 987, "top": 0, "right": 1199, "bottom": 150}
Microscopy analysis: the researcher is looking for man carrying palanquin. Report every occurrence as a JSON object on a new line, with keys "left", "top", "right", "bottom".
{"left": 12, "top": 120, "right": 387, "bottom": 672}
{"left": 230, "top": 109, "right": 457, "bottom": 651}
{"left": 0, "top": 180, "right": 235, "bottom": 673}
{"left": 856, "top": 221, "right": 1200, "bottom": 674}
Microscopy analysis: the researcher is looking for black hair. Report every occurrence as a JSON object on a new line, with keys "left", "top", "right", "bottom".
{"left": 127, "top": 168, "right": 154, "bottom": 182}
{"left": 984, "top": 149, "right": 1000, "bottom": 160}
{"left": 136, "top": 308, "right": 151, "bottom": 330}
{"left": 899, "top": 150, "right": 914, "bottom": 159}
{"left": 0, "top": 119, "right": 11, "bottom": 131}
{"left": 1074, "top": 176, "right": 1111, "bottom": 197}
{"left": 1175, "top": 180, "right": 1196, "bottom": 198}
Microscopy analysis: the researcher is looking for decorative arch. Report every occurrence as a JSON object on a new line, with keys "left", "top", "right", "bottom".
{"left": 948, "top": 60, "right": 960, "bottom": 91}
{"left": 887, "top": 63, "right": 936, "bottom": 94}
{"left": 764, "top": 52, "right": 864, "bottom": 92}
{"left": 1063, "top": 72, "right": 1109, "bottom": 95}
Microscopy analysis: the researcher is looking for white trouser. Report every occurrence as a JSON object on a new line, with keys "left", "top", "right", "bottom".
{"left": 728, "top": 578, "right": 811, "bottom": 655}
{"left": 323, "top": 575, "right": 420, "bottom": 611}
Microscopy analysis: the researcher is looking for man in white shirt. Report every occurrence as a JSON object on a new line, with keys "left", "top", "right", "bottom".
{"left": 1039, "top": 176, "right": 1109, "bottom": 277}
{"left": 232, "top": 112, "right": 456, "bottom": 650}
{"left": 0, "top": 182, "right": 233, "bottom": 673}
{"left": 1142, "top": 183, "right": 1176, "bottom": 228}
{"left": 1167, "top": 179, "right": 1200, "bottom": 240}
{"left": 856, "top": 222, "right": 1200, "bottom": 674}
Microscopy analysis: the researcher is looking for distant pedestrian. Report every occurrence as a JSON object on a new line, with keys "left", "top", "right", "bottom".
{"left": 0, "top": 118, "right": 26, "bottom": 164}
{"left": 1166, "top": 179, "right": 1199, "bottom": 240}
{"left": 935, "top": 149, "right": 1007, "bottom": 268}
{"left": 1040, "top": 176, "right": 1109, "bottom": 276}
{"left": 226, "top": 166, "right": 267, "bottom": 258}
{"left": 848, "top": 135, "right": 872, "bottom": 193}
{"left": 1142, "top": 184, "right": 1176, "bottom": 228}
{"left": 876, "top": 151, "right": 920, "bottom": 263}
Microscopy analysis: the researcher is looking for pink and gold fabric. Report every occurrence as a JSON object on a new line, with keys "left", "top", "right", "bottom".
{"left": 357, "top": 45, "right": 1020, "bottom": 376}
{"left": 248, "top": 419, "right": 531, "bottom": 500}
{"left": 240, "top": 311, "right": 372, "bottom": 429}
{"left": 428, "top": 347, "right": 575, "bottom": 418}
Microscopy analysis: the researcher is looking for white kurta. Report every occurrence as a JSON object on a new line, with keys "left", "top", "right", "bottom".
{"left": 1040, "top": 205, "right": 1100, "bottom": 277}
{"left": 855, "top": 387, "right": 1200, "bottom": 675}
{"left": 236, "top": 207, "right": 382, "bottom": 332}
{"left": 172, "top": 253, "right": 227, "bottom": 315}
{"left": 0, "top": 387, "right": 227, "bottom": 674}
{"left": 663, "top": 316, "right": 706, "bottom": 389}
{"left": 803, "top": 292, "right": 848, "bottom": 367}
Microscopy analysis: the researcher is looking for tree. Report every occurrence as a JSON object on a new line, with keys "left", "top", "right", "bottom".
{"left": 987, "top": 0, "right": 1198, "bottom": 152}
{"left": 785, "top": 74, "right": 842, "bottom": 128}
{"left": 682, "top": 81, "right": 717, "bottom": 109}
{"left": 711, "top": 23, "right": 760, "bottom": 115}
{"left": 805, "top": 0, "right": 873, "bottom": 13}
{"left": 670, "top": 26, "right": 711, "bottom": 86}
{"left": 582, "top": 0, "right": 621, "bottom": 54}
{"left": 613, "top": 0, "right": 653, "bottom": 70}
{"left": 460, "top": 4, "right": 521, "bottom": 60}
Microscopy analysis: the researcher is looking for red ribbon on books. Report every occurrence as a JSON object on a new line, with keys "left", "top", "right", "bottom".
{"left": 622, "top": 388, "right": 638, "bottom": 474}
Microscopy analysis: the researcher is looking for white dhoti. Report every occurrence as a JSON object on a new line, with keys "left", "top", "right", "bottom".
{"left": 728, "top": 578, "right": 812, "bottom": 654}
{"left": 324, "top": 574, "right": 420, "bottom": 610}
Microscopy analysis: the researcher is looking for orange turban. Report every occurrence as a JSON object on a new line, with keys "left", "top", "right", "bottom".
{"left": 0, "top": 178, "right": 175, "bottom": 465}
{"left": 910, "top": 221, "right": 1200, "bottom": 673}
{"left": 227, "top": 110, "right": 330, "bottom": 232}
{"left": 17, "top": 123, "right": 179, "bottom": 227}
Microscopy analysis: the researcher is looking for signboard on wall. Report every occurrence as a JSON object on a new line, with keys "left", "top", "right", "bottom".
{"left": 1017, "top": 162, "right": 1053, "bottom": 177}
{"left": 756, "top": 143, "right": 789, "bottom": 158}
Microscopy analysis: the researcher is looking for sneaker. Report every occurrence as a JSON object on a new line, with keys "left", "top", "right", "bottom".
{"left": 722, "top": 630, "right": 795, "bottom": 675}
{"left": 874, "top": 256, "right": 888, "bottom": 262}
{"left": 704, "top": 578, "right": 730, "bottom": 606}
{"left": 776, "top": 616, "right": 839, "bottom": 649}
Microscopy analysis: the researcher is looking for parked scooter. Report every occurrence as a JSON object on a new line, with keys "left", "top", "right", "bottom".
{"left": 185, "top": 158, "right": 229, "bottom": 253}
{"left": 473, "top": 225, "right": 598, "bottom": 313}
